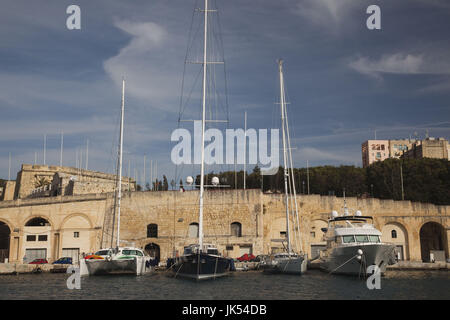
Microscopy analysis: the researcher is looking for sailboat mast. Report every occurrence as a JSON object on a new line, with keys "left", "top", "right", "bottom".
{"left": 116, "top": 78, "right": 125, "bottom": 248}
{"left": 284, "top": 93, "right": 302, "bottom": 253}
{"left": 198, "top": 0, "right": 209, "bottom": 252}
{"left": 278, "top": 60, "right": 291, "bottom": 255}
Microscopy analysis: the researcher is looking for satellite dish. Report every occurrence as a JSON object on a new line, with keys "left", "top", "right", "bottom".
{"left": 355, "top": 210, "right": 362, "bottom": 216}
{"left": 331, "top": 210, "right": 338, "bottom": 218}
{"left": 211, "top": 176, "right": 219, "bottom": 186}
{"left": 186, "top": 176, "right": 194, "bottom": 185}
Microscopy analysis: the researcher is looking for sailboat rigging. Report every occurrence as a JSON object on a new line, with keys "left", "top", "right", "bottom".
{"left": 170, "top": 0, "right": 231, "bottom": 280}
{"left": 80, "top": 79, "right": 153, "bottom": 276}
{"left": 259, "top": 60, "right": 307, "bottom": 274}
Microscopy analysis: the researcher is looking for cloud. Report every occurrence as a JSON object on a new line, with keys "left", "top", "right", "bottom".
{"left": 103, "top": 20, "right": 184, "bottom": 111}
{"left": 294, "top": 0, "right": 358, "bottom": 29}
{"left": 349, "top": 54, "right": 424, "bottom": 79}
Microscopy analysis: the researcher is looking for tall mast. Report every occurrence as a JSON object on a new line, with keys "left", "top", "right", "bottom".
{"left": 284, "top": 91, "right": 302, "bottom": 253}
{"left": 116, "top": 78, "right": 125, "bottom": 248}
{"left": 198, "top": 0, "right": 209, "bottom": 251}
{"left": 278, "top": 59, "right": 291, "bottom": 254}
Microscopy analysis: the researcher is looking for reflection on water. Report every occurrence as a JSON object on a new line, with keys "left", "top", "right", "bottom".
{"left": 0, "top": 270, "right": 448, "bottom": 300}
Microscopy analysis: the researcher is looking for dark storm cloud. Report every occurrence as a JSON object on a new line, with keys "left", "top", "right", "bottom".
{"left": 0, "top": 0, "right": 449, "bottom": 182}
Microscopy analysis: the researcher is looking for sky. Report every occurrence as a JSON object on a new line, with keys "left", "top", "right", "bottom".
{"left": 0, "top": 0, "right": 449, "bottom": 185}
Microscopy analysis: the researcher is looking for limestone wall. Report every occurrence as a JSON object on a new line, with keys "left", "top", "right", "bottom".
{"left": 13, "top": 164, "right": 135, "bottom": 199}
{"left": 0, "top": 189, "right": 448, "bottom": 264}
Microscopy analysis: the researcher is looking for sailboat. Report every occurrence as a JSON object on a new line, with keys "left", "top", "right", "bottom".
{"left": 259, "top": 60, "right": 307, "bottom": 275}
{"left": 170, "top": 0, "right": 231, "bottom": 280}
{"left": 80, "top": 79, "right": 153, "bottom": 276}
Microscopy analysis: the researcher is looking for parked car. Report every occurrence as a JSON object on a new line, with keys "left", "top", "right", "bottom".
{"left": 53, "top": 257, "right": 73, "bottom": 264}
{"left": 29, "top": 258, "right": 48, "bottom": 264}
{"left": 237, "top": 253, "right": 256, "bottom": 262}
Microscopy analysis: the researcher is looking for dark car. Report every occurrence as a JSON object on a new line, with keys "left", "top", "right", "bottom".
{"left": 53, "top": 257, "right": 73, "bottom": 264}
{"left": 29, "top": 258, "right": 48, "bottom": 264}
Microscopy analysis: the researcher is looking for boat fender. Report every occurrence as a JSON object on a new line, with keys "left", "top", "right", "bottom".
{"left": 356, "top": 249, "right": 363, "bottom": 260}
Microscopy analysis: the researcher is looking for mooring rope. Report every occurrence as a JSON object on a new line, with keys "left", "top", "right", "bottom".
{"left": 328, "top": 254, "right": 359, "bottom": 275}
{"left": 174, "top": 261, "right": 184, "bottom": 278}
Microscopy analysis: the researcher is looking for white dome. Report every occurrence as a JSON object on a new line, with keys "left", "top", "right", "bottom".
{"left": 355, "top": 210, "right": 362, "bottom": 216}
{"left": 331, "top": 210, "right": 339, "bottom": 218}
{"left": 186, "top": 176, "right": 194, "bottom": 185}
{"left": 211, "top": 176, "right": 220, "bottom": 186}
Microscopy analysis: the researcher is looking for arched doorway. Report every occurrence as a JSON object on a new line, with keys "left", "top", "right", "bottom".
{"left": 24, "top": 217, "right": 51, "bottom": 263}
{"left": 0, "top": 222, "right": 10, "bottom": 263}
{"left": 381, "top": 222, "right": 409, "bottom": 260}
{"left": 145, "top": 243, "right": 160, "bottom": 264}
{"left": 230, "top": 222, "right": 242, "bottom": 237}
{"left": 420, "top": 222, "right": 448, "bottom": 262}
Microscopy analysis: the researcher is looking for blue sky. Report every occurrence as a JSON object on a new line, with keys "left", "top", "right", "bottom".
{"left": 1, "top": 0, "right": 449, "bottom": 185}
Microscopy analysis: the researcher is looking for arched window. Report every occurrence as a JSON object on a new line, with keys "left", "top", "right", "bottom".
{"left": 188, "top": 223, "right": 199, "bottom": 238}
{"left": 25, "top": 217, "right": 50, "bottom": 227}
{"left": 147, "top": 224, "right": 158, "bottom": 238}
{"left": 391, "top": 230, "right": 397, "bottom": 239}
{"left": 231, "top": 222, "right": 242, "bottom": 237}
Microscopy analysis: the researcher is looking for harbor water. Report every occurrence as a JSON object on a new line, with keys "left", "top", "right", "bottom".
{"left": 0, "top": 269, "right": 448, "bottom": 300}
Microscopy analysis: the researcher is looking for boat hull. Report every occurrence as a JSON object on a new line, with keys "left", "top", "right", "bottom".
{"left": 172, "top": 253, "right": 230, "bottom": 280}
{"left": 261, "top": 256, "right": 306, "bottom": 274}
{"left": 81, "top": 256, "right": 152, "bottom": 276}
{"left": 319, "top": 243, "right": 396, "bottom": 276}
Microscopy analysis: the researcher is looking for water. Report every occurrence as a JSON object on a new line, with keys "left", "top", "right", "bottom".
{"left": 0, "top": 270, "right": 448, "bottom": 300}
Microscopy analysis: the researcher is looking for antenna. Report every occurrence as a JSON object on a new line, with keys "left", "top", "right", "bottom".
{"left": 306, "top": 160, "right": 310, "bottom": 195}
{"left": 8, "top": 152, "right": 11, "bottom": 180}
{"left": 43, "top": 134, "right": 47, "bottom": 165}
{"left": 85, "top": 139, "right": 89, "bottom": 170}
{"left": 143, "top": 155, "right": 146, "bottom": 190}
{"left": 244, "top": 110, "right": 247, "bottom": 190}
{"left": 60, "top": 131, "right": 64, "bottom": 167}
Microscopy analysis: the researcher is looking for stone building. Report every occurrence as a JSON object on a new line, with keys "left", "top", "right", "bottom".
{"left": 362, "top": 138, "right": 449, "bottom": 167}
{"left": 2, "top": 164, "right": 135, "bottom": 200}
{"left": 401, "top": 137, "right": 449, "bottom": 161}
{"left": 0, "top": 186, "right": 448, "bottom": 265}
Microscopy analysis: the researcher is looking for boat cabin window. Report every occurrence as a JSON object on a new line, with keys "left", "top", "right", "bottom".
{"left": 342, "top": 235, "right": 355, "bottom": 243}
{"left": 369, "top": 235, "right": 380, "bottom": 243}
{"left": 207, "top": 248, "right": 218, "bottom": 255}
{"left": 355, "top": 235, "right": 369, "bottom": 243}
{"left": 122, "top": 250, "right": 143, "bottom": 256}
{"left": 183, "top": 247, "right": 193, "bottom": 255}
{"left": 95, "top": 250, "right": 111, "bottom": 256}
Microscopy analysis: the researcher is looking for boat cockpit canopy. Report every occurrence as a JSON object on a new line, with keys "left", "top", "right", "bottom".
{"left": 341, "top": 234, "right": 380, "bottom": 243}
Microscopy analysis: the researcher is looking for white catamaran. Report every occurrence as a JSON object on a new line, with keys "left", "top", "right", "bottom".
{"left": 80, "top": 79, "right": 153, "bottom": 276}
{"left": 259, "top": 60, "right": 307, "bottom": 275}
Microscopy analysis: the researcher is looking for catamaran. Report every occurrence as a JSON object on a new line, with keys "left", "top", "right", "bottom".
{"left": 317, "top": 197, "right": 396, "bottom": 276}
{"left": 80, "top": 79, "right": 153, "bottom": 276}
{"left": 170, "top": 0, "right": 231, "bottom": 280}
{"left": 259, "top": 60, "right": 307, "bottom": 275}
